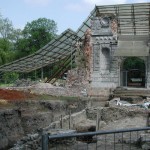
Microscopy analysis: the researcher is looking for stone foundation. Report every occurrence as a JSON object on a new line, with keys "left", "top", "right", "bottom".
{"left": 88, "top": 87, "right": 111, "bottom": 97}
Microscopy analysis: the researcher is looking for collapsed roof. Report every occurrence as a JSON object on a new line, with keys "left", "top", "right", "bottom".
{"left": 0, "top": 2, "right": 149, "bottom": 73}
{"left": 0, "top": 29, "right": 80, "bottom": 73}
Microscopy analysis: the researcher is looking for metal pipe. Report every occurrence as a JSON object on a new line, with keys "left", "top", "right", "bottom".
{"left": 42, "top": 134, "right": 48, "bottom": 150}
{"left": 48, "top": 127, "right": 150, "bottom": 140}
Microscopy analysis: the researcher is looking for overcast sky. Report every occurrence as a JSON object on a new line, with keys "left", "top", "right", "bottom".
{"left": 1, "top": 0, "right": 150, "bottom": 34}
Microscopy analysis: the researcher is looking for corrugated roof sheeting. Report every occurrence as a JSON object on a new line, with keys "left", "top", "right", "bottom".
{"left": 0, "top": 29, "right": 80, "bottom": 73}
{"left": 77, "top": 2, "right": 150, "bottom": 37}
{"left": 76, "top": 8, "right": 96, "bottom": 38}
{"left": 96, "top": 3, "right": 150, "bottom": 35}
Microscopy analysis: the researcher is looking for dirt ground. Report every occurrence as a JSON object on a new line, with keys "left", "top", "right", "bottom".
{"left": 0, "top": 87, "right": 150, "bottom": 150}
{"left": 0, "top": 88, "right": 36, "bottom": 101}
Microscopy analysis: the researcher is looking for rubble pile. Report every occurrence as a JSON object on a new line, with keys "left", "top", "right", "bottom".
{"left": 10, "top": 133, "right": 41, "bottom": 150}
{"left": 14, "top": 79, "right": 37, "bottom": 87}
{"left": 29, "top": 81, "right": 88, "bottom": 97}
{"left": 31, "top": 82, "right": 54, "bottom": 88}
{"left": 66, "top": 68, "right": 87, "bottom": 87}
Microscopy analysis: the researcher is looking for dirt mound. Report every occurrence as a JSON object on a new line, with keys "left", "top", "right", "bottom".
{"left": 0, "top": 88, "right": 35, "bottom": 101}
{"left": 31, "top": 83, "right": 54, "bottom": 88}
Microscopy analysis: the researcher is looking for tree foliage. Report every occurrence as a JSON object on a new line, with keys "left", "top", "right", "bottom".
{"left": 0, "top": 48, "right": 16, "bottom": 65}
{"left": 15, "top": 18, "right": 57, "bottom": 57}
{"left": 0, "top": 15, "right": 18, "bottom": 65}
{"left": 0, "top": 13, "right": 59, "bottom": 82}
{"left": 9, "top": 28, "right": 22, "bottom": 44}
{"left": 2, "top": 72, "right": 19, "bottom": 84}
{"left": 0, "top": 18, "right": 13, "bottom": 40}
{"left": 123, "top": 57, "right": 145, "bottom": 71}
{"left": 0, "top": 14, "right": 58, "bottom": 67}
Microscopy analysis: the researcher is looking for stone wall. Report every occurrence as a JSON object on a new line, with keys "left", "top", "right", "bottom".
{"left": 0, "top": 109, "right": 24, "bottom": 149}
{"left": 90, "top": 16, "right": 119, "bottom": 90}
{"left": 10, "top": 105, "right": 150, "bottom": 150}
{"left": 86, "top": 106, "right": 148, "bottom": 130}
{"left": 88, "top": 87, "right": 111, "bottom": 97}
{"left": 43, "top": 109, "right": 87, "bottom": 130}
{"left": 0, "top": 100, "right": 89, "bottom": 149}
{"left": 90, "top": 16, "right": 150, "bottom": 91}
{"left": 9, "top": 110, "right": 87, "bottom": 150}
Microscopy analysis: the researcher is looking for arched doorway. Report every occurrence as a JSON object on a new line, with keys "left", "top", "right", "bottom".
{"left": 121, "top": 57, "right": 145, "bottom": 87}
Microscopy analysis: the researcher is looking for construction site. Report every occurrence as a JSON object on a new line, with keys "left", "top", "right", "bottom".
{"left": 0, "top": 2, "right": 150, "bottom": 150}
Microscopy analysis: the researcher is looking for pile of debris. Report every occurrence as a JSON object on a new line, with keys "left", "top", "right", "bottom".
{"left": 13, "top": 79, "right": 37, "bottom": 87}
{"left": 109, "top": 97, "right": 150, "bottom": 109}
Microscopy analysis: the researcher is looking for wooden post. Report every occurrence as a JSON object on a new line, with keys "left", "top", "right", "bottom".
{"left": 147, "top": 113, "right": 150, "bottom": 127}
{"left": 34, "top": 70, "right": 37, "bottom": 80}
{"left": 69, "top": 110, "right": 71, "bottom": 129}
{"left": 41, "top": 67, "right": 44, "bottom": 80}
{"left": 60, "top": 115, "right": 63, "bottom": 129}
{"left": 96, "top": 109, "right": 100, "bottom": 131}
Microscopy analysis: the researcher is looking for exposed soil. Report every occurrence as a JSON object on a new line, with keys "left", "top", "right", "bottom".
{"left": 0, "top": 98, "right": 88, "bottom": 150}
{"left": 0, "top": 86, "right": 149, "bottom": 150}
{"left": 0, "top": 88, "right": 36, "bottom": 101}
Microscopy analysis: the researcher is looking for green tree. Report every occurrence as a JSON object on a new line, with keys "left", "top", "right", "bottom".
{"left": 0, "top": 48, "right": 16, "bottom": 65}
{"left": 0, "top": 37, "right": 16, "bottom": 65}
{"left": 9, "top": 28, "right": 23, "bottom": 44}
{"left": 2, "top": 72, "right": 19, "bottom": 84}
{"left": 123, "top": 57, "right": 145, "bottom": 71}
{"left": 0, "top": 15, "right": 18, "bottom": 65}
{"left": 15, "top": 18, "right": 58, "bottom": 57}
{"left": 0, "top": 17, "right": 14, "bottom": 51}
{"left": 0, "top": 18, "right": 13, "bottom": 41}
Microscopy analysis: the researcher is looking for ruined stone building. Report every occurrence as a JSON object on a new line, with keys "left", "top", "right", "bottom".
{"left": 0, "top": 3, "right": 149, "bottom": 97}
{"left": 77, "top": 3, "right": 150, "bottom": 96}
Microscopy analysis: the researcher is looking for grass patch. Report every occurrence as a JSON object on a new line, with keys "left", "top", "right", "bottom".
{"left": 0, "top": 83, "right": 13, "bottom": 87}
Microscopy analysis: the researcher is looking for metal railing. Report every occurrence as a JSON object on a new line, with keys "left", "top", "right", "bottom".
{"left": 42, "top": 127, "right": 150, "bottom": 150}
